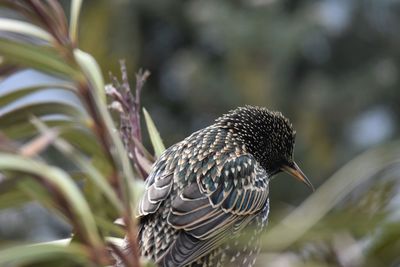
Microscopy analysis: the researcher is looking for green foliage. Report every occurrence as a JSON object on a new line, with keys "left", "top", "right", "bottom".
{"left": 143, "top": 108, "right": 166, "bottom": 157}
{"left": 1, "top": 1, "right": 400, "bottom": 267}
{"left": 0, "top": 1, "right": 163, "bottom": 266}
{"left": 0, "top": 243, "right": 92, "bottom": 266}
{"left": 0, "top": 39, "right": 80, "bottom": 77}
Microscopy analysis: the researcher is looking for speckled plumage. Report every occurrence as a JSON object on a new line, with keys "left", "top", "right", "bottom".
{"left": 136, "top": 106, "right": 298, "bottom": 267}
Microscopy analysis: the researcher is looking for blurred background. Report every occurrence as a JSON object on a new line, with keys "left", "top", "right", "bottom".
{"left": 1, "top": 0, "right": 400, "bottom": 266}
{"left": 75, "top": 0, "right": 400, "bottom": 199}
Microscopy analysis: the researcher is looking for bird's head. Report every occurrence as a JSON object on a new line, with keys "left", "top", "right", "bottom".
{"left": 217, "top": 105, "right": 314, "bottom": 190}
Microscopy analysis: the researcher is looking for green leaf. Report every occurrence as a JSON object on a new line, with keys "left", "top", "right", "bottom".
{"left": 131, "top": 178, "right": 146, "bottom": 214}
{"left": 0, "top": 83, "right": 76, "bottom": 107}
{"left": 94, "top": 216, "right": 125, "bottom": 237}
{"left": 19, "top": 179, "right": 68, "bottom": 221}
{"left": 0, "top": 18, "right": 53, "bottom": 42}
{"left": 74, "top": 50, "right": 136, "bottom": 213}
{"left": 2, "top": 116, "right": 73, "bottom": 140}
{"left": 59, "top": 126, "right": 105, "bottom": 159}
{"left": 0, "top": 39, "right": 80, "bottom": 78}
{"left": 33, "top": 117, "right": 124, "bottom": 213}
{"left": 18, "top": 127, "right": 59, "bottom": 157}
{"left": 0, "top": 153, "right": 103, "bottom": 248}
{"left": 368, "top": 221, "right": 400, "bottom": 262}
{"left": 0, "top": 102, "right": 86, "bottom": 129}
{"left": 0, "top": 179, "right": 31, "bottom": 209}
{"left": 143, "top": 108, "right": 166, "bottom": 157}
{"left": 0, "top": 243, "right": 91, "bottom": 266}
{"left": 73, "top": 49, "right": 106, "bottom": 102}
{"left": 69, "top": 0, "right": 83, "bottom": 44}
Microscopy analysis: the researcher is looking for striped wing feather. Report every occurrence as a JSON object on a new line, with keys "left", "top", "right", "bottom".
{"left": 138, "top": 154, "right": 173, "bottom": 216}
{"left": 164, "top": 154, "right": 269, "bottom": 266}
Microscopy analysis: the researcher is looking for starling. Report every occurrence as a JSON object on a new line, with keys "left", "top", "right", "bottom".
{"left": 136, "top": 106, "right": 313, "bottom": 267}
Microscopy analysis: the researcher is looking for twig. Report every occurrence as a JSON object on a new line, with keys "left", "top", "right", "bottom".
{"left": 106, "top": 61, "right": 153, "bottom": 180}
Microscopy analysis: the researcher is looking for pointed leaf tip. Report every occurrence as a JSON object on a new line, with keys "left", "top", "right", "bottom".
{"left": 143, "top": 108, "right": 165, "bottom": 157}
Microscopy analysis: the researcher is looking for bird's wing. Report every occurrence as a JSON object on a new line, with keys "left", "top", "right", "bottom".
{"left": 164, "top": 154, "right": 269, "bottom": 266}
{"left": 137, "top": 152, "right": 174, "bottom": 217}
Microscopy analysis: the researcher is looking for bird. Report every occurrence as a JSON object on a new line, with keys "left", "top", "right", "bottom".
{"left": 136, "top": 106, "right": 313, "bottom": 267}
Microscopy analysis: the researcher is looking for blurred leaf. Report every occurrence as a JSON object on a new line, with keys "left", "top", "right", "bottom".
{"left": 18, "top": 128, "right": 59, "bottom": 157}
{"left": 33, "top": 118, "right": 124, "bottom": 213}
{"left": 32, "top": 119, "right": 129, "bottom": 237}
{"left": 94, "top": 99, "right": 137, "bottom": 211}
{"left": 135, "top": 149, "right": 153, "bottom": 174}
{"left": 58, "top": 126, "right": 104, "bottom": 159}
{"left": 0, "top": 153, "right": 102, "bottom": 248}
{"left": 261, "top": 142, "right": 400, "bottom": 252}
{"left": 0, "top": 179, "right": 31, "bottom": 209}
{"left": 2, "top": 117, "right": 73, "bottom": 140}
{"left": 94, "top": 215, "right": 125, "bottom": 237}
{"left": 69, "top": 0, "right": 83, "bottom": 44}
{"left": 132, "top": 136, "right": 155, "bottom": 162}
{"left": 73, "top": 49, "right": 106, "bottom": 102}
{"left": 143, "top": 108, "right": 165, "bottom": 157}
{"left": 75, "top": 45, "right": 135, "bottom": 224}
{"left": 368, "top": 221, "right": 400, "bottom": 264}
{"left": 0, "top": 102, "right": 86, "bottom": 129}
{"left": 0, "top": 2, "right": 144, "bottom": 266}
{"left": 0, "top": 83, "right": 76, "bottom": 107}
{"left": 0, "top": 18, "right": 53, "bottom": 42}
{"left": 0, "top": 175, "right": 63, "bottom": 215}
{"left": 131, "top": 178, "right": 145, "bottom": 215}
{"left": 0, "top": 243, "right": 91, "bottom": 266}
{"left": 0, "top": 39, "right": 79, "bottom": 78}
{"left": 15, "top": 178, "right": 71, "bottom": 225}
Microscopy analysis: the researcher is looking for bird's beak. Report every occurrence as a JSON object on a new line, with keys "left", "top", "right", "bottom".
{"left": 281, "top": 162, "right": 314, "bottom": 191}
